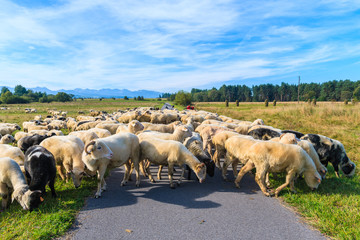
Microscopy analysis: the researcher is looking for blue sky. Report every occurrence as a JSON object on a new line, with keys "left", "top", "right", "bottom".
{"left": 1, "top": 0, "right": 360, "bottom": 92}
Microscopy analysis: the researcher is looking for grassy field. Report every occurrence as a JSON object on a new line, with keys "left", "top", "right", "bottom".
{"left": 0, "top": 99, "right": 359, "bottom": 239}
{"left": 195, "top": 101, "right": 360, "bottom": 240}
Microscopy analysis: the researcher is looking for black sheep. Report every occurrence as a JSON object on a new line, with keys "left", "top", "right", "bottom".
{"left": 24, "top": 145, "right": 57, "bottom": 197}
{"left": 19, "top": 134, "right": 54, "bottom": 153}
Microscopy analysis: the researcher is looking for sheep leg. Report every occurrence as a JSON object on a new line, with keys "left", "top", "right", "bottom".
{"left": 49, "top": 178, "right": 57, "bottom": 198}
{"left": 95, "top": 164, "right": 107, "bottom": 198}
{"left": 232, "top": 159, "right": 239, "bottom": 178}
{"left": 157, "top": 165, "right": 163, "bottom": 180}
{"left": 207, "top": 143, "right": 213, "bottom": 159}
{"left": 139, "top": 161, "right": 148, "bottom": 177}
{"left": 56, "top": 165, "right": 66, "bottom": 181}
{"left": 178, "top": 166, "right": 186, "bottom": 186}
{"left": 213, "top": 148, "right": 221, "bottom": 169}
{"left": 131, "top": 158, "right": 141, "bottom": 187}
{"left": 0, "top": 183, "right": 9, "bottom": 209}
{"left": 168, "top": 164, "right": 175, "bottom": 189}
{"left": 234, "top": 161, "right": 254, "bottom": 188}
{"left": 121, "top": 162, "right": 131, "bottom": 186}
{"left": 274, "top": 170, "right": 296, "bottom": 197}
{"left": 334, "top": 165, "right": 340, "bottom": 178}
{"left": 222, "top": 155, "right": 233, "bottom": 181}
{"left": 144, "top": 161, "right": 156, "bottom": 183}
{"left": 255, "top": 167, "right": 271, "bottom": 197}
{"left": 265, "top": 172, "right": 271, "bottom": 188}
{"left": 63, "top": 162, "right": 72, "bottom": 183}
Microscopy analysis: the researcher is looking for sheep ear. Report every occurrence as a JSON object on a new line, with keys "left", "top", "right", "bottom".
{"left": 280, "top": 134, "right": 285, "bottom": 139}
{"left": 315, "top": 176, "right": 321, "bottom": 183}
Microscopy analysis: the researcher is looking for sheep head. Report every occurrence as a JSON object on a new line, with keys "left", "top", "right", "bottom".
{"left": 12, "top": 188, "right": 43, "bottom": 211}
{"left": 83, "top": 140, "right": 113, "bottom": 172}
{"left": 303, "top": 170, "right": 322, "bottom": 190}
{"left": 194, "top": 163, "right": 207, "bottom": 183}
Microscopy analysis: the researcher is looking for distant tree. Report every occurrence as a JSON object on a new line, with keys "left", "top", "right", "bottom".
{"left": 353, "top": 86, "right": 360, "bottom": 101}
{"left": 14, "top": 85, "right": 27, "bottom": 96}
{"left": 55, "top": 92, "right": 73, "bottom": 102}
{"left": 175, "top": 90, "right": 192, "bottom": 106}
{"left": 124, "top": 96, "right": 129, "bottom": 100}
{"left": 341, "top": 91, "right": 352, "bottom": 101}
{"left": 1, "top": 87, "right": 10, "bottom": 95}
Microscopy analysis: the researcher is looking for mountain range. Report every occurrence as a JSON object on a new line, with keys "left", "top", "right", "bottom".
{"left": 0, "top": 86, "right": 163, "bottom": 98}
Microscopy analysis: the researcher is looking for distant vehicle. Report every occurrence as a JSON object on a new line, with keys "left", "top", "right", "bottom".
{"left": 186, "top": 105, "right": 194, "bottom": 110}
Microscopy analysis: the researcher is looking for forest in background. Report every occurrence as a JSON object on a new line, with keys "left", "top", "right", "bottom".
{"left": 163, "top": 79, "right": 360, "bottom": 103}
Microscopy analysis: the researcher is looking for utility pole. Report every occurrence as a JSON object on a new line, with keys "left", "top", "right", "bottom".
{"left": 298, "top": 76, "right": 300, "bottom": 104}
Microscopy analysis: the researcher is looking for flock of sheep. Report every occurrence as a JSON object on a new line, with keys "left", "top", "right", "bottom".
{"left": 0, "top": 106, "right": 356, "bottom": 211}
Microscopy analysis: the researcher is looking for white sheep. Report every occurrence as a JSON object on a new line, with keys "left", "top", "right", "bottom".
{"left": 138, "top": 125, "right": 192, "bottom": 143}
{"left": 0, "top": 157, "right": 42, "bottom": 210}
{"left": 95, "top": 122, "right": 123, "bottom": 135}
{"left": 69, "top": 130, "right": 99, "bottom": 145}
{"left": 271, "top": 133, "right": 328, "bottom": 179}
{"left": 141, "top": 121, "right": 180, "bottom": 133}
{"left": 115, "top": 120, "right": 144, "bottom": 134}
{"left": 82, "top": 133, "right": 141, "bottom": 198}
{"left": 234, "top": 141, "right": 322, "bottom": 197}
{"left": 223, "top": 136, "right": 258, "bottom": 181}
{"left": 14, "top": 131, "right": 31, "bottom": 142}
{"left": 212, "top": 131, "right": 242, "bottom": 169}
{"left": 40, "top": 135, "right": 85, "bottom": 188}
{"left": 0, "top": 144, "right": 25, "bottom": 166}
{"left": 87, "top": 128, "right": 112, "bottom": 138}
{"left": 0, "top": 125, "right": 20, "bottom": 136}
{"left": 139, "top": 137, "right": 207, "bottom": 188}
{"left": 0, "top": 134, "right": 15, "bottom": 144}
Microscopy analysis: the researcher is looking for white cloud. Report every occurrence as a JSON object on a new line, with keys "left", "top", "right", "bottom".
{"left": 0, "top": 0, "right": 360, "bottom": 92}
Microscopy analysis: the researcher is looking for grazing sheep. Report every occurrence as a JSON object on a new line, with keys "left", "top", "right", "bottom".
{"left": 0, "top": 125, "right": 20, "bottom": 136}
{"left": 18, "top": 134, "right": 52, "bottom": 153}
{"left": 75, "top": 121, "right": 99, "bottom": 131}
{"left": 272, "top": 133, "right": 327, "bottom": 178}
{"left": 199, "top": 125, "right": 234, "bottom": 158}
{"left": 48, "top": 120, "right": 67, "bottom": 130}
{"left": 141, "top": 121, "right": 181, "bottom": 133}
{"left": 40, "top": 136, "right": 85, "bottom": 188}
{"left": 95, "top": 122, "right": 123, "bottom": 135}
{"left": 0, "top": 134, "right": 15, "bottom": 144}
{"left": 183, "top": 133, "right": 215, "bottom": 179}
{"left": 115, "top": 120, "right": 144, "bottom": 134}
{"left": 87, "top": 128, "right": 112, "bottom": 138}
{"left": 223, "top": 136, "right": 258, "bottom": 181}
{"left": 0, "top": 144, "right": 25, "bottom": 166}
{"left": 24, "top": 146, "right": 57, "bottom": 197}
{"left": 248, "top": 127, "right": 281, "bottom": 140}
{"left": 300, "top": 134, "right": 355, "bottom": 177}
{"left": 69, "top": 130, "right": 99, "bottom": 145}
{"left": 82, "top": 133, "right": 141, "bottom": 198}
{"left": 281, "top": 130, "right": 305, "bottom": 139}
{"left": 139, "top": 138, "right": 207, "bottom": 188}
{"left": 117, "top": 111, "right": 141, "bottom": 123}
{"left": 14, "top": 131, "right": 31, "bottom": 142}
{"left": 212, "top": 131, "right": 245, "bottom": 169}
{"left": 234, "top": 141, "right": 322, "bottom": 197}
{"left": 27, "top": 124, "right": 50, "bottom": 132}
{"left": 138, "top": 125, "right": 192, "bottom": 143}
{"left": 0, "top": 157, "right": 42, "bottom": 210}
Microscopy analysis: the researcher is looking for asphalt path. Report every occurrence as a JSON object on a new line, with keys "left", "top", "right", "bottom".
{"left": 65, "top": 165, "right": 326, "bottom": 240}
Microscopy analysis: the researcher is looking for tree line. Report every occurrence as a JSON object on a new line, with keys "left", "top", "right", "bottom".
{"left": 163, "top": 80, "right": 360, "bottom": 104}
{"left": 0, "top": 85, "right": 74, "bottom": 104}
